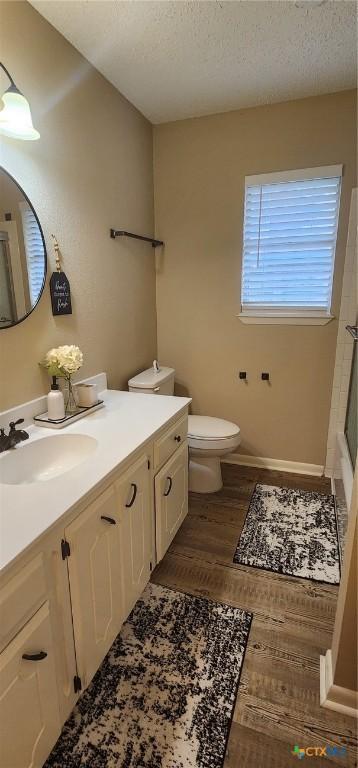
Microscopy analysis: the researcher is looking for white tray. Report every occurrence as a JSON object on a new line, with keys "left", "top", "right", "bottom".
{"left": 34, "top": 400, "right": 104, "bottom": 429}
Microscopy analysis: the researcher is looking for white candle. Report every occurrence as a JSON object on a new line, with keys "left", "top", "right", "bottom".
{"left": 76, "top": 384, "right": 98, "bottom": 408}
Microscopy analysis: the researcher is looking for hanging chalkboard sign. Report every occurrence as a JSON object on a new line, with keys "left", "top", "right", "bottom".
{"left": 50, "top": 271, "right": 72, "bottom": 315}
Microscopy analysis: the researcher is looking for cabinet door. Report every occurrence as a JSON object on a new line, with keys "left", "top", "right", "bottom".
{"left": 115, "top": 453, "right": 152, "bottom": 619}
{"left": 48, "top": 538, "right": 78, "bottom": 723}
{"left": 0, "top": 602, "right": 61, "bottom": 768}
{"left": 155, "top": 441, "right": 188, "bottom": 562}
{"left": 65, "top": 486, "right": 124, "bottom": 688}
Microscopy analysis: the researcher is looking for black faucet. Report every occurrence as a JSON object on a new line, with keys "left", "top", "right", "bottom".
{"left": 0, "top": 428, "right": 11, "bottom": 452}
{"left": 0, "top": 419, "right": 29, "bottom": 452}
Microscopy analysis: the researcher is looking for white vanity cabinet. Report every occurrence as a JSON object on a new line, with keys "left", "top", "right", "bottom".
{"left": 0, "top": 602, "right": 61, "bottom": 768}
{"left": 64, "top": 433, "right": 186, "bottom": 686}
{"left": 0, "top": 405, "right": 189, "bottom": 768}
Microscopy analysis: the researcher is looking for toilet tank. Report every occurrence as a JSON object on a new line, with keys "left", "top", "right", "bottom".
{"left": 128, "top": 365, "right": 175, "bottom": 395}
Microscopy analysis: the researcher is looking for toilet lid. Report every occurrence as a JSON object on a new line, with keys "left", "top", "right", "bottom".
{"left": 188, "top": 415, "right": 240, "bottom": 440}
{"left": 128, "top": 366, "right": 174, "bottom": 389}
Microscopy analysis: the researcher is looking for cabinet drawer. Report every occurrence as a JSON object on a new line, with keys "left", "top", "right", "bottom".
{"left": 0, "top": 554, "right": 47, "bottom": 652}
{"left": 154, "top": 415, "right": 188, "bottom": 471}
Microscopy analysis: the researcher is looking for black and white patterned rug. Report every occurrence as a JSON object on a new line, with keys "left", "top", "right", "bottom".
{"left": 46, "top": 583, "right": 252, "bottom": 768}
{"left": 233, "top": 484, "right": 340, "bottom": 585}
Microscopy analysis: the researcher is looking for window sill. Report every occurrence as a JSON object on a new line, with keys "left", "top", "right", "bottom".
{"left": 238, "top": 313, "right": 334, "bottom": 326}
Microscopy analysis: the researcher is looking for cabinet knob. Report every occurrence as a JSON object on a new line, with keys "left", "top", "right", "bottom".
{"left": 100, "top": 515, "right": 116, "bottom": 525}
{"left": 174, "top": 435, "right": 181, "bottom": 443}
{"left": 22, "top": 651, "right": 48, "bottom": 661}
{"left": 125, "top": 483, "right": 137, "bottom": 508}
{"left": 164, "top": 476, "right": 173, "bottom": 496}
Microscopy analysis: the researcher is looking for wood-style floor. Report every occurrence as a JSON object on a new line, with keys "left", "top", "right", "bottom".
{"left": 152, "top": 463, "right": 358, "bottom": 768}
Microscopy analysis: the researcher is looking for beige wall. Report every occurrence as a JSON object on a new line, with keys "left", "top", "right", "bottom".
{"left": 0, "top": 1, "right": 156, "bottom": 410}
{"left": 154, "top": 91, "right": 357, "bottom": 465}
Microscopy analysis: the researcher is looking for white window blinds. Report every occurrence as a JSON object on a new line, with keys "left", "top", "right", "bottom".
{"left": 20, "top": 203, "right": 45, "bottom": 305}
{"left": 241, "top": 166, "right": 342, "bottom": 315}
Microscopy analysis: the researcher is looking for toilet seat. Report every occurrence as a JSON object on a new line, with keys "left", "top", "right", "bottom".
{"left": 188, "top": 415, "right": 240, "bottom": 452}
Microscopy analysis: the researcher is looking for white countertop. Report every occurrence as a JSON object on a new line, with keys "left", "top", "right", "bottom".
{"left": 0, "top": 389, "right": 191, "bottom": 575}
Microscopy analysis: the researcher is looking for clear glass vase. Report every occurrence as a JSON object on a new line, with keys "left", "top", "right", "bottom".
{"left": 65, "top": 377, "right": 77, "bottom": 414}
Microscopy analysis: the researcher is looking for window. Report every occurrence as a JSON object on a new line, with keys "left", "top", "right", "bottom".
{"left": 240, "top": 165, "right": 342, "bottom": 324}
{"left": 19, "top": 202, "right": 45, "bottom": 305}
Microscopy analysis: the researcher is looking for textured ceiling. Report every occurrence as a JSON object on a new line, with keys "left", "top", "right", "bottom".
{"left": 30, "top": 0, "right": 357, "bottom": 124}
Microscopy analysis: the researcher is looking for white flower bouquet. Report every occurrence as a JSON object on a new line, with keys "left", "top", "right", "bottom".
{"left": 41, "top": 345, "right": 83, "bottom": 378}
{"left": 41, "top": 345, "right": 83, "bottom": 413}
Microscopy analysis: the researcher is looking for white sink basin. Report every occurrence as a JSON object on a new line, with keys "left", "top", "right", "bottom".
{"left": 0, "top": 434, "right": 97, "bottom": 485}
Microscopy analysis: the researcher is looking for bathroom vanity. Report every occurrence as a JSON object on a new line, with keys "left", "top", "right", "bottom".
{"left": 0, "top": 386, "right": 190, "bottom": 768}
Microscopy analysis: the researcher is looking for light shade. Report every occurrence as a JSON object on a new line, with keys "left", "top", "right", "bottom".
{"left": 0, "top": 87, "right": 40, "bottom": 141}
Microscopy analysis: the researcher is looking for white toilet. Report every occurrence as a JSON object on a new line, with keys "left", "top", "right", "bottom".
{"left": 187, "top": 415, "right": 240, "bottom": 493}
{"left": 128, "top": 363, "right": 241, "bottom": 493}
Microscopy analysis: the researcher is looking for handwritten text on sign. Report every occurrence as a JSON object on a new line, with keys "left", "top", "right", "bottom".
{"left": 50, "top": 271, "right": 72, "bottom": 315}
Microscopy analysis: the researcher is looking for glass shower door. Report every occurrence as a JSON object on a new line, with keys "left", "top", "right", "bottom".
{"left": 345, "top": 341, "right": 357, "bottom": 468}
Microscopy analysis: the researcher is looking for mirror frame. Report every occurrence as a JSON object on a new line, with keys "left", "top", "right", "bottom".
{"left": 0, "top": 165, "right": 47, "bottom": 329}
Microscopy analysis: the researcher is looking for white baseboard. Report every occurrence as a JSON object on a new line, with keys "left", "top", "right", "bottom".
{"left": 222, "top": 452, "right": 324, "bottom": 477}
{"left": 320, "top": 651, "right": 358, "bottom": 719}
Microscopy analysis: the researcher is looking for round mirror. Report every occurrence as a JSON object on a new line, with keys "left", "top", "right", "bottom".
{"left": 0, "top": 166, "right": 47, "bottom": 328}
